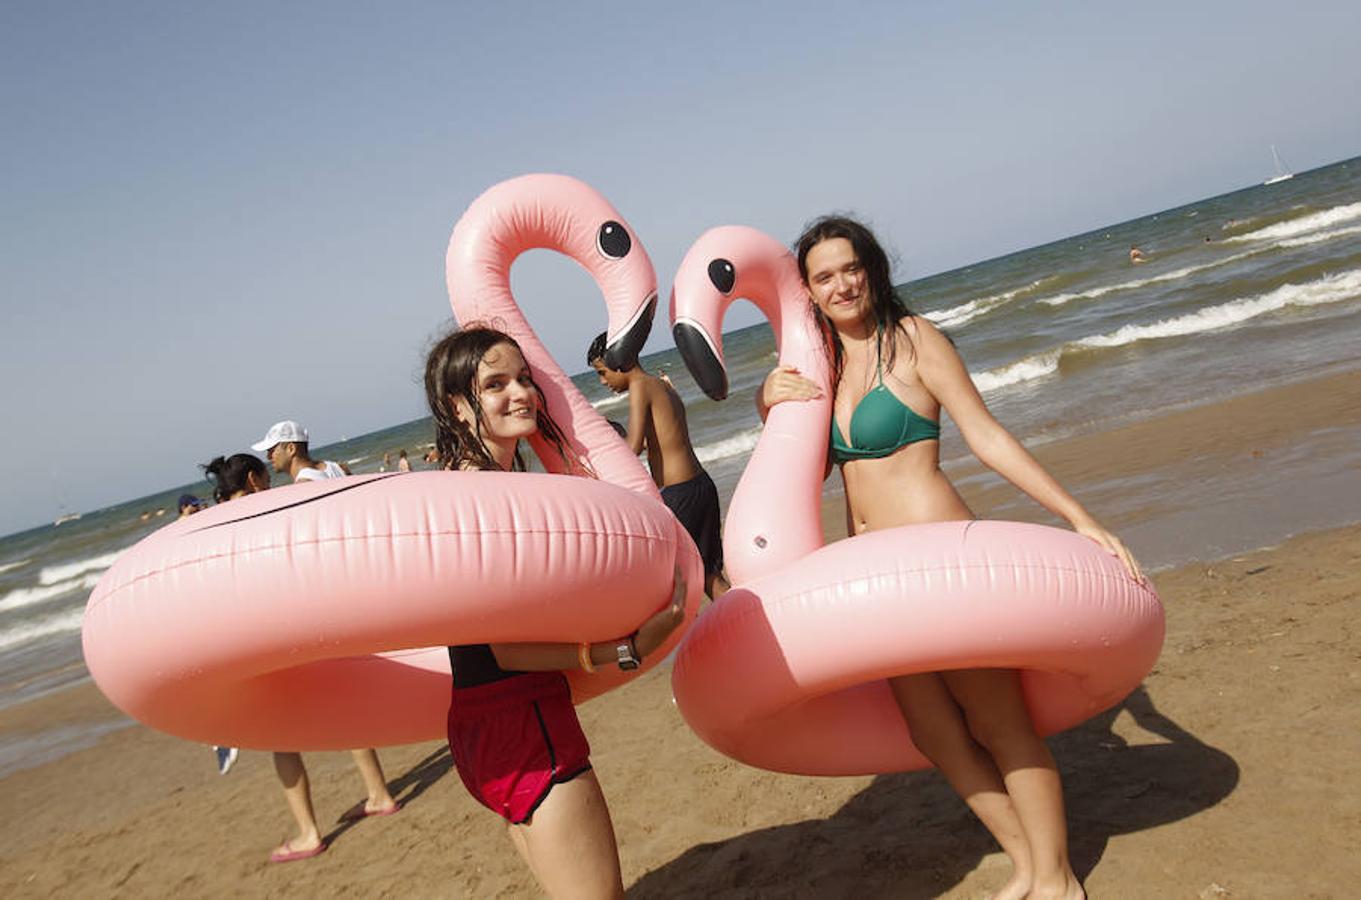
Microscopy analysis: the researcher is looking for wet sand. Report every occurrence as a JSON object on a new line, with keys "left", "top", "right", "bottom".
{"left": 2, "top": 371, "right": 1359, "bottom": 897}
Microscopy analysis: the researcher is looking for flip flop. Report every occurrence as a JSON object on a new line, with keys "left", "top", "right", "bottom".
{"left": 338, "top": 800, "right": 402, "bottom": 823}
{"left": 269, "top": 840, "right": 327, "bottom": 863}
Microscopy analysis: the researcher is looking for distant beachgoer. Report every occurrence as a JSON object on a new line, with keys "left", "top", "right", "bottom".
{"left": 379, "top": 451, "right": 392, "bottom": 472}
{"left": 203, "top": 451, "right": 399, "bottom": 863}
{"left": 761, "top": 215, "right": 1142, "bottom": 900}
{"left": 589, "top": 332, "right": 730, "bottom": 600}
{"left": 426, "top": 325, "right": 686, "bottom": 897}
{"left": 250, "top": 420, "right": 350, "bottom": 481}
{"left": 424, "top": 447, "right": 440, "bottom": 464}
{"left": 397, "top": 449, "right": 411, "bottom": 472}
{"left": 176, "top": 495, "right": 207, "bottom": 519}
{"left": 1129, "top": 245, "right": 1148, "bottom": 264}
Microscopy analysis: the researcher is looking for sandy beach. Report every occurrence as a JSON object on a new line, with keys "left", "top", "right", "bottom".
{"left": 3, "top": 370, "right": 1359, "bottom": 898}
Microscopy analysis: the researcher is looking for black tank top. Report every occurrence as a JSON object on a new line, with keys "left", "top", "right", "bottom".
{"left": 448, "top": 644, "right": 526, "bottom": 689}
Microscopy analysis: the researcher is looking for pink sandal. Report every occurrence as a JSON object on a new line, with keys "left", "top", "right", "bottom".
{"left": 269, "top": 839, "right": 327, "bottom": 863}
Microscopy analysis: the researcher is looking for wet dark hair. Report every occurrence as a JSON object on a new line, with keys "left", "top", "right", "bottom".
{"left": 794, "top": 215, "right": 917, "bottom": 389}
{"left": 424, "top": 324, "right": 578, "bottom": 473}
{"left": 587, "top": 332, "right": 608, "bottom": 367}
{"left": 202, "top": 454, "right": 268, "bottom": 503}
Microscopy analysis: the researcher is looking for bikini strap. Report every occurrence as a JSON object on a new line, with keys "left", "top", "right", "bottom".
{"left": 874, "top": 325, "right": 887, "bottom": 386}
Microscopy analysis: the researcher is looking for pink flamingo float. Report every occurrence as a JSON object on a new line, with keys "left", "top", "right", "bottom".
{"left": 668, "top": 226, "right": 1164, "bottom": 776}
{"left": 83, "top": 175, "right": 702, "bottom": 750}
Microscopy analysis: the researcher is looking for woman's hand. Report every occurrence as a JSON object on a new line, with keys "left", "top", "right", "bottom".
{"left": 1073, "top": 519, "right": 1145, "bottom": 584}
{"left": 634, "top": 565, "right": 688, "bottom": 658}
{"left": 760, "top": 365, "right": 822, "bottom": 412}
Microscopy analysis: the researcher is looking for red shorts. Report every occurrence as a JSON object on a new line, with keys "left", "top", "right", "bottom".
{"left": 446, "top": 671, "right": 592, "bottom": 824}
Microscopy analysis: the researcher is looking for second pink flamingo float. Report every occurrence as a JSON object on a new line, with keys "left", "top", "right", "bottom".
{"left": 668, "top": 226, "right": 1165, "bottom": 776}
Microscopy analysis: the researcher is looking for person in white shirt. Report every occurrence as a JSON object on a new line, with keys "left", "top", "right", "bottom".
{"left": 245, "top": 421, "right": 398, "bottom": 862}
{"left": 251, "top": 420, "right": 351, "bottom": 481}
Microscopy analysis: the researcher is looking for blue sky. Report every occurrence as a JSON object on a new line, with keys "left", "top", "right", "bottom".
{"left": 2, "top": 0, "right": 1358, "bottom": 535}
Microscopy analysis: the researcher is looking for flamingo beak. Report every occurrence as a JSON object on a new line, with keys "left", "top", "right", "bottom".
{"left": 604, "top": 292, "right": 657, "bottom": 371}
{"left": 673, "top": 318, "right": 727, "bottom": 401}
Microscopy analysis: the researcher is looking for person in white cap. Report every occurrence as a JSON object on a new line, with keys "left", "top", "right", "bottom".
{"left": 243, "top": 424, "right": 398, "bottom": 861}
{"left": 251, "top": 420, "right": 350, "bottom": 481}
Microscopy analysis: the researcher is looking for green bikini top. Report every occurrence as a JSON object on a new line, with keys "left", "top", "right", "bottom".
{"left": 830, "top": 346, "right": 940, "bottom": 465}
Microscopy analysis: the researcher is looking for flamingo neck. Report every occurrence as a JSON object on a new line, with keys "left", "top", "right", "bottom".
{"left": 722, "top": 265, "right": 832, "bottom": 583}
{"left": 448, "top": 258, "right": 658, "bottom": 497}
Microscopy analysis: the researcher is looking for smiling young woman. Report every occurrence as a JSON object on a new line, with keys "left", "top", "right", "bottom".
{"left": 758, "top": 215, "right": 1143, "bottom": 900}
{"left": 423, "top": 324, "right": 686, "bottom": 899}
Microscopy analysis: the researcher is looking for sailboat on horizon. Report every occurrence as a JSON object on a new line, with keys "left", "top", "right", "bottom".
{"left": 1263, "top": 144, "right": 1294, "bottom": 185}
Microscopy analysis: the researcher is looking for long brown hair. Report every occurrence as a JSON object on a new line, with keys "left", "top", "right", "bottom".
{"left": 795, "top": 215, "right": 918, "bottom": 391}
{"left": 423, "top": 325, "right": 576, "bottom": 473}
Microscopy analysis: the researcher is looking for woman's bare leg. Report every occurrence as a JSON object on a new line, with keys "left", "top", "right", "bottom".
{"left": 943, "top": 670, "right": 1083, "bottom": 900}
{"left": 273, "top": 752, "right": 322, "bottom": 854}
{"left": 349, "top": 749, "right": 398, "bottom": 813}
{"left": 890, "top": 673, "right": 1033, "bottom": 900}
{"left": 508, "top": 771, "right": 624, "bottom": 900}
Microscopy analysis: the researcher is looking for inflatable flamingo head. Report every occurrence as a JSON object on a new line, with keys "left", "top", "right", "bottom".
{"left": 446, "top": 173, "right": 657, "bottom": 371}
{"left": 670, "top": 225, "right": 811, "bottom": 401}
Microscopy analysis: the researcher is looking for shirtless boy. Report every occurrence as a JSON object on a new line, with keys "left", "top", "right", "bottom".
{"left": 588, "top": 333, "right": 730, "bottom": 599}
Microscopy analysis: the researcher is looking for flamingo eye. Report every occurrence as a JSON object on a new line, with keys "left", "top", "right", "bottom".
{"left": 708, "top": 259, "right": 735, "bottom": 294}
{"left": 597, "top": 221, "right": 631, "bottom": 259}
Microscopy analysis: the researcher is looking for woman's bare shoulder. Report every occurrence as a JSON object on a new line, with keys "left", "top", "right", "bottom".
{"left": 903, "top": 315, "right": 958, "bottom": 358}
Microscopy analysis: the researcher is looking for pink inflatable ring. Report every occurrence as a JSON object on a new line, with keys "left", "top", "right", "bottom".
{"left": 84, "top": 473, "right": 694, "bottom": 750}
{"left": 83, "top": 175, "right": 703, "bottom": 751}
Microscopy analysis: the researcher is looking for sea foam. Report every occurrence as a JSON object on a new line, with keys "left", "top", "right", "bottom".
{"left": 972, "top": 351, "right": 1062, "bottom": 394}
{"left": 1072, "top": 268, "right": 1361, "bottom": 351}
{"left": 1038, "top": 251, "right": 1255, "bottom": 307}
{"left": 695, "top": 427, "right": 761, "bottom": 464}
{"left": 926, "top": 283, "right": 1033, "bottom": 328}
{"left": 0, "top": 573, "right": 102, "bottom": 614}
{"left": 972, "top": 268, "right": 1361, "bottom": 394}
{"left": 1224, "top": 202, "right": 1361, "bottom": 244}
{"left": 38, "top": 551, "right": 123, "bottom": 586}
{"left": 0, "top": 607, "right": 85, "bottom": 652}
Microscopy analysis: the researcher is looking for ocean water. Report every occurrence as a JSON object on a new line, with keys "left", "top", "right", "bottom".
{"left": 2, "top": 155, "right": 1358, "bottom": 728}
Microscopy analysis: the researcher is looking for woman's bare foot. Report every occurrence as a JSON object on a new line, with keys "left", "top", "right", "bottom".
{"left": 984, "top": 862, "right": 1031, "bottom": 900}
{"left": 339, "top": 797, "right": 401, "bottom": 822}
{"left": 269, "top": 834, "right": 325, "bottom": 863}
{"left": 1027, "top": 871, "right": 1085, "bottom": 900}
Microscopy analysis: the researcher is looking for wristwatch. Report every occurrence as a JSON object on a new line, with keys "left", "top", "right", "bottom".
{"left": 615, "top": 635, "right": 641, "bottom": 671}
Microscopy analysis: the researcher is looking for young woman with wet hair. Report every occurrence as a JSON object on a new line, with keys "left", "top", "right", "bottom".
{"left": 425, "top": 324, "right": 684, "bottom": 899}
{"left": 760, "top": 216, "right": 1142, "bottom": 900}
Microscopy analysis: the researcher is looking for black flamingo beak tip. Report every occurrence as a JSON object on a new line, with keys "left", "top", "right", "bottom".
{"left": 604, "top": 293, "right": 657, "bottom": 371}
{"left": 672, "top": 320, "right": 728, "bottom": 401}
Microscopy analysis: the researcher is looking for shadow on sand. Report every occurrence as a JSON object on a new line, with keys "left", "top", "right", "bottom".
{"left": 320, "top": 745, "right": 453, "bottom": 845}
{"left": 629, "top": 686, "right": 1238, "bottom": 898}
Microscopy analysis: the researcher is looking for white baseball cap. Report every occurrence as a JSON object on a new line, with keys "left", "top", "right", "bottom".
{"left": 251, "top": 420, "right": 309, "bottom": 452}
